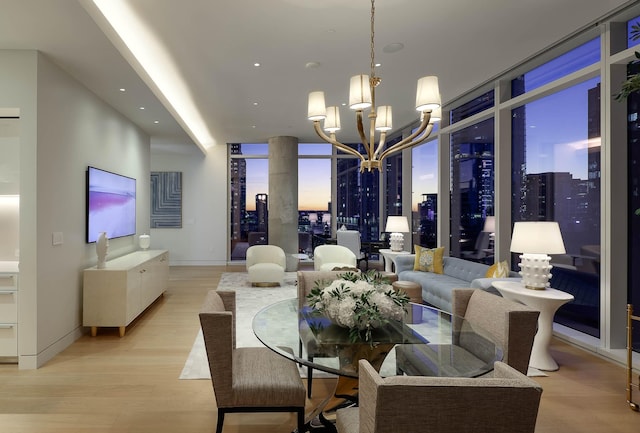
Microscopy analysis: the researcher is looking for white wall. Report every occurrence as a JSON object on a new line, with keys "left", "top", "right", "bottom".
{"left": 0, "top": 50, "right": 151, "bottom": 368}
{"left": 150, "top": 143, "right": 228, "bottom": 265}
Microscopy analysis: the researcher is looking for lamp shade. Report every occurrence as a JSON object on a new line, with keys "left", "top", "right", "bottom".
{"left": 428, "top": 106, "right": 441, "bottom": 124}
{"left": 483, "top": 216, "right": 496, "bottom": 233}
{"left": 510, "top": 221, "right": 566, "bottom": 254}
{"left": 385, "top": 216, "right": 410, "bottom": 233}
{"left": 308, "top": 91, "right": 327, "bottom": 120}
{"left": 324, "top": 106, "right": 341, "bottom": 132}
{"left": 375, "top": 105, "right": 393, "bottom": 131}
{"left": 349, "top": 74, "right": 372, "bottom": 110}
{"left": 415, "top": 76, "right": 440, "bottom": 112}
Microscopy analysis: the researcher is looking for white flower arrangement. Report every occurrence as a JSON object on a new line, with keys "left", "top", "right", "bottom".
{"left": 307, "top": 271, "right": 409, "bottom": 342}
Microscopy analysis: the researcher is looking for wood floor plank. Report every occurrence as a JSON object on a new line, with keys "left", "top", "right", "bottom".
{"left": 0, "top": 264, "right": 637, "bottom": 432}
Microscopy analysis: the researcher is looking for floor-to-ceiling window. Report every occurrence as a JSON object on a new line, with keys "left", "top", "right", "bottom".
{"left": 510, "top": 37, "right": 601, "bottom": 337}
{"left": 229, "top": 143, "right": 268, "bottom": 260}
{"left": 626, "top": 15, "right": 640, "bottom": 352}
{"left": 449, "top": 117, "right": 495, "bottom": 259}
{"left": 412, "top": 135, "right": 439, "bottom": 248}
{"left": 298, "top": 144, "right": 332, "bottom": 253}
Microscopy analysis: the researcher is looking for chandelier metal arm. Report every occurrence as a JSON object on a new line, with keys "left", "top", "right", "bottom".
{"left": 356, "top": 110, "right": 372, "bottom": 157}
{"left": 378, "top": 111, "right": 433, "bottom": 161}
{"left": 312, "top": 121, "right": 366, "bottom": 160}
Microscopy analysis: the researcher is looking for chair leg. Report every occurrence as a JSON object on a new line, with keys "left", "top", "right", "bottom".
{"left": 307, "top": 364, "right": 314, "bottom": 398}
{"left": 297, "top": 407, "right": 305, "bottom": 433}
{"left": 216, "top": 409, "right": 225, "bottom": 433}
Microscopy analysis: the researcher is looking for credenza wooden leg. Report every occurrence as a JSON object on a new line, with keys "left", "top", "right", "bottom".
{"left": 119, "top": 326, "right": 126, "bottom": 337}
{"left": 90, "top": 327, "right": 97, "bottom": 337}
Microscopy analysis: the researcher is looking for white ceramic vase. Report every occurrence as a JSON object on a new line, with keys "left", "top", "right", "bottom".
{"left": 139, "top": 234, "right": 151, "bottom": 250}
{"left": 96, "top": 232, "right": 109, "bottom": 269}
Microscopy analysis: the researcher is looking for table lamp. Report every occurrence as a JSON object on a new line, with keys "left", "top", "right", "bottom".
{"left": 385, "top": 216, "right": 410, "bottom": 252}
{"left": 509, "top": 221, "right": 566, "bottom": 289}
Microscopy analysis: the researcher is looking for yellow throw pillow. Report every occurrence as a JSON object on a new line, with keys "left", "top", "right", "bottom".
{"left": 413, "top": 246, "right": 444, "bottom": 274}
{"left": 486, "top": 260, "right": 509, "bottom": 278}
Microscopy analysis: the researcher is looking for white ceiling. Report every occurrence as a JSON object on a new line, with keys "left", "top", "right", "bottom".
{"left": 0, "top": 0, "right": 633, "bottom": 154}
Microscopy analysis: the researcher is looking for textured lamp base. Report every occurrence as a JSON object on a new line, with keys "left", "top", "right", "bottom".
{"left": 518, "top": 253, "right": 552, "bottom": 289}
{"left": 389, "top": 233, "right": 404, "bottom": 252}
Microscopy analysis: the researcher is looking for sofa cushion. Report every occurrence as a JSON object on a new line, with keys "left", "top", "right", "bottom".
{"left": 413, "top": 246, "right": 444, "bottom": 273}
{"left": 486, "top": 260, "right": 509, "bottom": 278}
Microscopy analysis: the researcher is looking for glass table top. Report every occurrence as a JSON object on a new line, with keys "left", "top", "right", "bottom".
{"left": 252, "top": 298, "right": 503, "bottom": 379}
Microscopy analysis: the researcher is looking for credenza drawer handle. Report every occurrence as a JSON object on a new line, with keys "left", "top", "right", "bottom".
{"left": 0, "top": 290, "right": 17, "bottom": 295}
{"left": 0, "top": 324, "right": 15, "bottom": 329}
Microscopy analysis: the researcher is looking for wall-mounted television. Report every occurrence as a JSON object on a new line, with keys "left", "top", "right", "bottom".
{"left": 86, "top": 166, "right": 136, "bottom": 243}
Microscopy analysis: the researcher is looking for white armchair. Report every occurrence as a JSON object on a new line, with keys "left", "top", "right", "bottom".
{"left": 313, "top": 244, "right": 357, "bottom": 271}
{"left": 246, "top": 245, "right": 286, "bottom": 286}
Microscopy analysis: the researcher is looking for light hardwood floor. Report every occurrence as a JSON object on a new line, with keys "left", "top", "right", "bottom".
{"left": 0, "top": 265, "right": 638, "bottom": 432}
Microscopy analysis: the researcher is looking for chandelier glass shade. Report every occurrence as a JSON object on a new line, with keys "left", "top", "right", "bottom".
{"left": 307, "top": 0, "right": 441, "bottom": 172}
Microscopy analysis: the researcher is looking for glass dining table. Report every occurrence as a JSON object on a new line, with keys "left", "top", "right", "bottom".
{"left": 252, "top": 298, "right": 503, "bottom": 430}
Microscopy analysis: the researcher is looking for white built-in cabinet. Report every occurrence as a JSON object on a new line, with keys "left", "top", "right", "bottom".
{"left": 0, "top": 262, "right": 19, "bottom": 358}
{"left": 83, "top": 250, "right": 169, "bottom": 337}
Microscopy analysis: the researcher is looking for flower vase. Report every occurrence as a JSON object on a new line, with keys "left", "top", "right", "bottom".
{"left": 96, "top": 232, "right": 109, "bottom": 269}
{"left": 139, "top": 234, "right": 151, "bottom": 250}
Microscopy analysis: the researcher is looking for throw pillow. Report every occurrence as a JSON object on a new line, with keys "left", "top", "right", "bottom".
{"left": 413, "top": 246, "right": 444, "bottom": 274}
{"left": 485, "top": 260, "right": 510, "bottom": 278}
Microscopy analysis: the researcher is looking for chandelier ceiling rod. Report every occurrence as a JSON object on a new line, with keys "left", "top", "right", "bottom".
{"left": 307, "top": 0, "right": 441, "bottom": 172}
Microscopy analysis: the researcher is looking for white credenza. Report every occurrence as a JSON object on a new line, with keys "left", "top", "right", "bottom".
{"left": 83, "top": 250, "right": 169, "bottom": 337}
{"left": 0, "top": 262, "right": 19, "bottom": 358}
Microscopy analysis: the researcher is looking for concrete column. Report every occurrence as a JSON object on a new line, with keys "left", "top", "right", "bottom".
{"left": 268, "top": 136, "right": 299, "bottom": 271}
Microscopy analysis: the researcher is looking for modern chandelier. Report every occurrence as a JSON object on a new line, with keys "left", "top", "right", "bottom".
{"left": 307, "top": 0, "right": 441, "bottom": 172}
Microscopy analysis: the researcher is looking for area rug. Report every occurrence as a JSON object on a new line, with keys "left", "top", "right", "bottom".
{"left": 179, "top": 272, "right": 545, "bottom": 379}
{"left": 180, "top": 271, "right": 315, "bottom": 379}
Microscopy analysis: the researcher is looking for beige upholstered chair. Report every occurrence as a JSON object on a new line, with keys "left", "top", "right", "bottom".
{"left": 337, "top": 230, "right": 369, "bottom": 270}
{"left": 451, "top": 288, "right": 540, "bottom": 375}
{"left": 296, "top": 270, "right": 357, "bottom": 397}
{"left": 313, "top": 244, "right": 357, "bottom": 271}
{"left": 395, "top": 288, "right": 539, "bottom": 377}
{"left": 199, "top": 290, "right": 306, "bottom": 433}
{"left": 246, "top": 244, "right": 286, "bottom": 286}
{"left": 336, "top": 359, "right": 543, "bottom": 433}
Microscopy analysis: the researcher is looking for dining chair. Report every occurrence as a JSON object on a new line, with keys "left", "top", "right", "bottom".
{"left": 313, "top": 244, "right": 357, "bottom": 271}
{"left": 451, "top": 288, "right": 540, "bottom": 375}
{"left": 460, "top": 231, "right": 492, "bottom": 262}
{"left": 337, "top": 230, "right": 369, "bottom": 270}
{"left": 199, "top": 290, "right": 306, "bottom": 433}
{"left": 395, "top": 288, "right": 539, "bottom": 377}
{"left": 296, "top": 270, "right": 350, "bottom": 397}
{"left": 336, "top": 359, "right": 542, "bottom": 433}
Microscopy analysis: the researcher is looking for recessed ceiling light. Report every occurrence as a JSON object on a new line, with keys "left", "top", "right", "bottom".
{"left": 154, "top": 120, "right": 159, "bottom": 124}
{"left": 383, "top": 42, "right": 404, "bottom": 53}
{"left": 119, "top": 88, "right": 126, "bottom": 92}
{"left": 253, "top": 102, "right": 259, "bottom": 106}
{"left": 305, "top": 61, "right": 321, "bottom": 69}
{"left": 139, "top": 106, "right": 145, "bottom": 110}
{"left": 254, "top": 62, "right": 261, "bottom": 67}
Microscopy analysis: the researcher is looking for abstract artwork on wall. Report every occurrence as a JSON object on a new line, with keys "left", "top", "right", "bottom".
{"left": 151, "top": 171, "right": 182, "bottom": 228}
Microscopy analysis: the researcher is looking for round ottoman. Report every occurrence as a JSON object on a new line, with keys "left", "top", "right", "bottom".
{"left": 378, "top": 271, "right": 398, "bottom": 283}
{"left": 392, "top": 280, "right": 423, "bottom": 324}
{"left": 392, "top": 280, "right": 422, "bottom": 303}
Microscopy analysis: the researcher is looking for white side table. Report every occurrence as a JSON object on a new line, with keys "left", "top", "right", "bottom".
{"left": 492, "top": 280, "right": 574, "bottom": 371}
{"left": 378, "top": 249, "right": 410, "bottom": 273}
